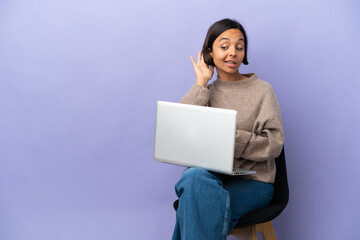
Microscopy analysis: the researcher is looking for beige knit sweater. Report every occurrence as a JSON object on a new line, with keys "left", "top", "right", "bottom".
{"left": 180, "top": 73, "right": 284, "bottom": 183}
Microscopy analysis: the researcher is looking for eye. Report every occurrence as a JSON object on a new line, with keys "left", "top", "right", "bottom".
{"left": 236, "top": 47, "right": 244, "bottom": 51}
{"left": 221, "top": 46, "right": 228, "bottom": 50}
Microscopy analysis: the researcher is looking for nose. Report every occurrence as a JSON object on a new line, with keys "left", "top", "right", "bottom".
{"left": 229, "top": 46, "right": 236, "bottom": 57}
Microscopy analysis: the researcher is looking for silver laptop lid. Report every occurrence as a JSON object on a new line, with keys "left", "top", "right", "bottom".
{"left": 154, "top": 101, "right": 237, "bottom": 175}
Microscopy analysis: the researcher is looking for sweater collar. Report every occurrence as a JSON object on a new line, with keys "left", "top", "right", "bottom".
{"left": 215, "top": 73, "right": 258, "bottom": 87}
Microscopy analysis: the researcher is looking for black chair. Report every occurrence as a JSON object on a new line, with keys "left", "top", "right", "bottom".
{"left": 173, "top": 147, "right": 289, "bottom": 240}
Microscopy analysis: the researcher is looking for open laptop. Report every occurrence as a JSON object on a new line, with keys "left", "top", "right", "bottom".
{"left": 153, "top": 101, "right": 256, "bottom": 175}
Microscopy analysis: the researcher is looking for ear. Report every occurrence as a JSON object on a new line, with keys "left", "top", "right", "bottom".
{"left": 208, "top": 48, "right": 213, "bottom": 57}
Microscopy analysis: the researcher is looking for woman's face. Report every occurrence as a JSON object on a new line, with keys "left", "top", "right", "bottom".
{"left": 210, "top": 28, "right": 245, "bottom": 76}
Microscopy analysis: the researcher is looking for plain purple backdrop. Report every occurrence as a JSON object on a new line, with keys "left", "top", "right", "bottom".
{"left": 1, "top": 0, "right": 359, "bottom": 239}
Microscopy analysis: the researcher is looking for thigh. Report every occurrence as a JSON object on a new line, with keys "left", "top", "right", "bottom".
{"left": 223, "top": 178, "right": 274, "bottom": 219}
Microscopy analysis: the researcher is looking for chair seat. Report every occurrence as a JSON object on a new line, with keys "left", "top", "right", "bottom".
{"left": 235, "top": 204, "right": 284, "bottom": 228}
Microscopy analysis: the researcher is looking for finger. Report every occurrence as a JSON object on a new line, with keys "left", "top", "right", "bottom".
{"left": 190, "top": 56, "right": 196, "bottom": 67}
{"left": 197, "top": 51, "right": 201, "bottom": 63}
{"left": 201, "top": 53, "right": 205, "bottom": 63}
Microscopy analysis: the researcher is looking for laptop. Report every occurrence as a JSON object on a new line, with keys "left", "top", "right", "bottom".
{"left": 153, "top": 101, "right": 256, "bottom": 175}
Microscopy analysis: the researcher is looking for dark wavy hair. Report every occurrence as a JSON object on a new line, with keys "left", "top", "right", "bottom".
{"left": 202, "top": 18, "right": 249, "bottom": 66}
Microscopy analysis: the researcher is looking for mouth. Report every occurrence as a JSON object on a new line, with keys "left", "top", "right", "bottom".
{"left": 225, "top": 60, "right": 237, "bottom": 67}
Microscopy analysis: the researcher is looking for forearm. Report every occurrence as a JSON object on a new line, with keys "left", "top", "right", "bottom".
{"left": 234, "top": 128, "right": 284, "bottom": 161}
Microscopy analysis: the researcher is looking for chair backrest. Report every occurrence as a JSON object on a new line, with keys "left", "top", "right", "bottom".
{"left": 271, "top": 146, "right": 289, "bottom": 207}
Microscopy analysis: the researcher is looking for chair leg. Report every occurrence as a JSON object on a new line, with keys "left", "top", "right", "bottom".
{"left": 230, "top": 225, "right": 257, "bottom": 240}
{"left": 258, "top": 221, "right": 277, "bottom": 240}
{"left": 230, "top": 221, "right": 277, "bottom": 240}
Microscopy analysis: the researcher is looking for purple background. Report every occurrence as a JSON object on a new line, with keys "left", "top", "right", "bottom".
{"left": 1, "top": 0, "right": 359, "bottom": 239}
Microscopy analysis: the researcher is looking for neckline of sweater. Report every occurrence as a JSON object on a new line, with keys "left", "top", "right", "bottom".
{"left": 215, "top": 73, "right": 258, "bottom": 87}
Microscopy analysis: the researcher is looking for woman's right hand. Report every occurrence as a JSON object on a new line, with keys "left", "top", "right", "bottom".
{"left": 190, "top": 51, "right": 214, "bottom": 87}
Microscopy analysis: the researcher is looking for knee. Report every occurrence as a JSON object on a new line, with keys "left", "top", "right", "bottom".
{"left": 182, "top": 167, "right": 210, "bottom": 179}
{"left": 175, "top": 168, "right": 221, "bottom": 196}
{"left": 180, "top": 167, "right": 215, "bottom": 186}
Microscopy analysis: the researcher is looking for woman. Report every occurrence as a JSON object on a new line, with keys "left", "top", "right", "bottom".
{"left": 172, "top": 18, "right": 284, "bottom": 240}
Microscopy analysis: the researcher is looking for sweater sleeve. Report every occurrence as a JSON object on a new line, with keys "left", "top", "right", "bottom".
{"left": 180, "top": 84, "right": 210, "bottom": 106}
{"left": 234, "top": 86, "right": 284, "bottom": 161}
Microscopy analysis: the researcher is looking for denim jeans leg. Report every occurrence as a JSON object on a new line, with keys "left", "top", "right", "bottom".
{"left": 172, "top": 168, "right": 231, "bottom": 240}
{"left": 224, "top": 179, "right": 274, "bottom": 234}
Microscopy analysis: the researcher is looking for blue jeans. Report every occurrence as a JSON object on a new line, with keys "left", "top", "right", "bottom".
{"left": 172, "top": 168, "right": 274, "bottom": 240}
